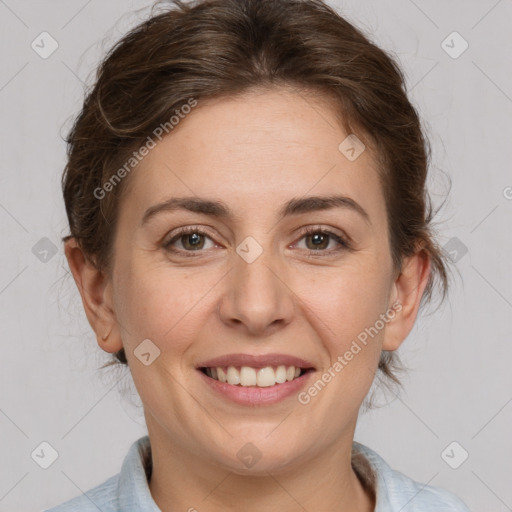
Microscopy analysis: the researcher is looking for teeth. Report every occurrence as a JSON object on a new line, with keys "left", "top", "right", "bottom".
{"left": 256, "top": 367, "right": 275, "bottom": 387}
{"left": 240, "top": 366, "right": 257, "bottom": 386}
{"left": 217, "top": 367, "right": 227, "bottom": 383}
{"left": 206, "top": 365, "right": 305, "bottom": 387}
{"left": 227, "top": 366, "right": 241, "bottom": 385}
{"left": 275, "top": 365, "right": 287, "bottom": 383}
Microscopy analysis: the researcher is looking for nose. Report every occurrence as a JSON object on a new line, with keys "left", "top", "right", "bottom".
{"left": 218, "top": 243, "right": 295, "bottom": 336}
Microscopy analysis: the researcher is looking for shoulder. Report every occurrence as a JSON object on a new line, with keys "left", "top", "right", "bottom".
{"left": 352, "top": 441, "right": 471, "bottom": 511}
{"left": 42, "top": 474, "right": 119, "bottom": 512}
{"left": 382, "top": 466, "right": 471, "bottom": 511}
{"left": 43, "top": 435, "right": 155, "bottom": 512}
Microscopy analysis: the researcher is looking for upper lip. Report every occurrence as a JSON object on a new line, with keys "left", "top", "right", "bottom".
{"left": 196, "top": 353, "right": 315, "bottom": 370}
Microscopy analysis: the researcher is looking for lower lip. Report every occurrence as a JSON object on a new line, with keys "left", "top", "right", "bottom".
{"left": 197, "top": 369, "right": 314, "bottom": 406}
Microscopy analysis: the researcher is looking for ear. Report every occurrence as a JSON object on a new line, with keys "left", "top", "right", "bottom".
{"left": 64, "top": 238, "right": 123, "bottom": 354}
{"left": 381, "top": 248, "right": 431, "bottom": 351}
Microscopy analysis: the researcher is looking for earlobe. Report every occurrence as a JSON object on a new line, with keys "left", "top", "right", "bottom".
{"left": 381, "top": 249, "right": 431, "bottom": 351}
{"left": 64, "top": 238, "right": 123, "bottom": 354}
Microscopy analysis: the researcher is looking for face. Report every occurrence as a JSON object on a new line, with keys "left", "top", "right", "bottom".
{"left": 77, "top": 86, "right": 423, "bottom": 474}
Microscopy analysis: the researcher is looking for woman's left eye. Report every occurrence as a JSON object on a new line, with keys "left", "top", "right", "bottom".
{"left": 294, "top": 228, "right": 350, "bottom": 254}
{"left": 163, "top": 227, "right": 350, "bottom": 256}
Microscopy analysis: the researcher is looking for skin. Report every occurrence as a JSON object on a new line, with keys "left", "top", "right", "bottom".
{"left": 65, "top": 85, "right": 430, "bottom": 512}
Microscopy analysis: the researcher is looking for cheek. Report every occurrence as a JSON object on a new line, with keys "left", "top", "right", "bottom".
{"left": 300, "top": 268, "right": 389, "bottom": 401}
{"left": 293, "top": 261, "right": 391, "bottom": 380}
{"left": 300, "top": 259, "right": 390, "bottom": 330}
{"left": 113, "top": 259, "right": 210, "bottom": 349}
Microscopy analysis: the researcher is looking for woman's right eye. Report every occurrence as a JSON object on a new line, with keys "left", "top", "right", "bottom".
{"left": 163, "top": 228, "right": 216, "bottom": 255}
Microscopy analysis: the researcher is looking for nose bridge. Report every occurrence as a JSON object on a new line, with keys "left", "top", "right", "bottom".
{"left": 219, "top": 233, "right": 294, "bottom": 334}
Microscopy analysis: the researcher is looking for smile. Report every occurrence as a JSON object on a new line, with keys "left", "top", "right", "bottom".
{"left": 200, "top": 365, "right": 311, "bottom": 387}
{"left": 195, "top": 353, "right": 316, "bottom": 405}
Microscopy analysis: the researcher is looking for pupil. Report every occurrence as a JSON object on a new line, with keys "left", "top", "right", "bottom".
{"left": 185, "top": 233, "right": 202, "bottom": 249}
{"left": 309, "top": 233, "right": 327, "bottom": 250}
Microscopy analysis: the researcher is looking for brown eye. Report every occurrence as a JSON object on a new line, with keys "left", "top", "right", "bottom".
{"left": 163, "top": 226, "right": 350, "bottom": 258}
{"left": 179, "top": 232, "right": 205, "bottom": 250}
{"left": 164, "top": 228, "right": 216, "bottom": 255}
{"left": 304, "top": 232, "right": 331, "bottom": 250}
{"left": 295, "top": 227, "right": 351, "bottom": 255}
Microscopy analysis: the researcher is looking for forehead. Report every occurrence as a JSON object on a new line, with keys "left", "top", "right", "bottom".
{"left": 120, "top": 87, "right": 386, "bottom": 226}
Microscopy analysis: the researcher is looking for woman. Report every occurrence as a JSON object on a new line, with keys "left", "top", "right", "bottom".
{"left": 46, "top": 0, "right": 470, "bottom": 510}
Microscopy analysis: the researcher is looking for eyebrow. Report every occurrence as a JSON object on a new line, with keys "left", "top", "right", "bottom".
{"left": 141, "top": 194, "right": 371, "bottom": 226}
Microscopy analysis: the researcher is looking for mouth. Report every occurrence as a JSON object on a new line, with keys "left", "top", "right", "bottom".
{"left": 199, "top": 365, "right": 315, "bottom": 387}
{"left": 195, "top": 353, "right": 316, "bottom": 404}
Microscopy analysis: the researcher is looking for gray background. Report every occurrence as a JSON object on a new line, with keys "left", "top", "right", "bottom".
{"left": 0, "top": 0, "right": 511, "bottom": 510}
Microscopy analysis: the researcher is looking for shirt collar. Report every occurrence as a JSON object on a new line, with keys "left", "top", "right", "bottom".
{"left": 352, "top": 440, "right": 391, "bottom": 511}
{"left": 117, "top": 435, "right": 161, "bottom": 511}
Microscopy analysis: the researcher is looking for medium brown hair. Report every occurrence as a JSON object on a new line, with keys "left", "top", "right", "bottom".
{"left": 61, "top": 0, "right": 452, "bottom": 391}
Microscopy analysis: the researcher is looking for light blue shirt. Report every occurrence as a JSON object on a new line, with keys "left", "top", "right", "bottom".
{"left": 44, "top": 435, "right": 471, "bottom": 511}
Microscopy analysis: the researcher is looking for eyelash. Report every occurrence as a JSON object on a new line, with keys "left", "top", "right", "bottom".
{"left": 163, "top": 225, "right": 351, "bottom": 258}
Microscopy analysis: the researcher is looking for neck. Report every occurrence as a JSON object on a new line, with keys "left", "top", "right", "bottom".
{"left": 146, "top": 422, "right": 375, "bottom": 512}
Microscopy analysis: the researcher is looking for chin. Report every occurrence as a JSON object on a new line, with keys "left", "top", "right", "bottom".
{"left": 208, "top": 435, "right": 308, "bottom": 476}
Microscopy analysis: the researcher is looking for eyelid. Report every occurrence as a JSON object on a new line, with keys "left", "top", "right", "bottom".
{"left": 292, "top": 225, "right": 352, "bottom": 252}
{"left": 296, "top": 224, "right": 351, "bottom": 244}
{"left": 163, "top": 224, "right": 352, "bottom": 255}
{"left": 163, "top": 225, "right": 219, "bottom": 249}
